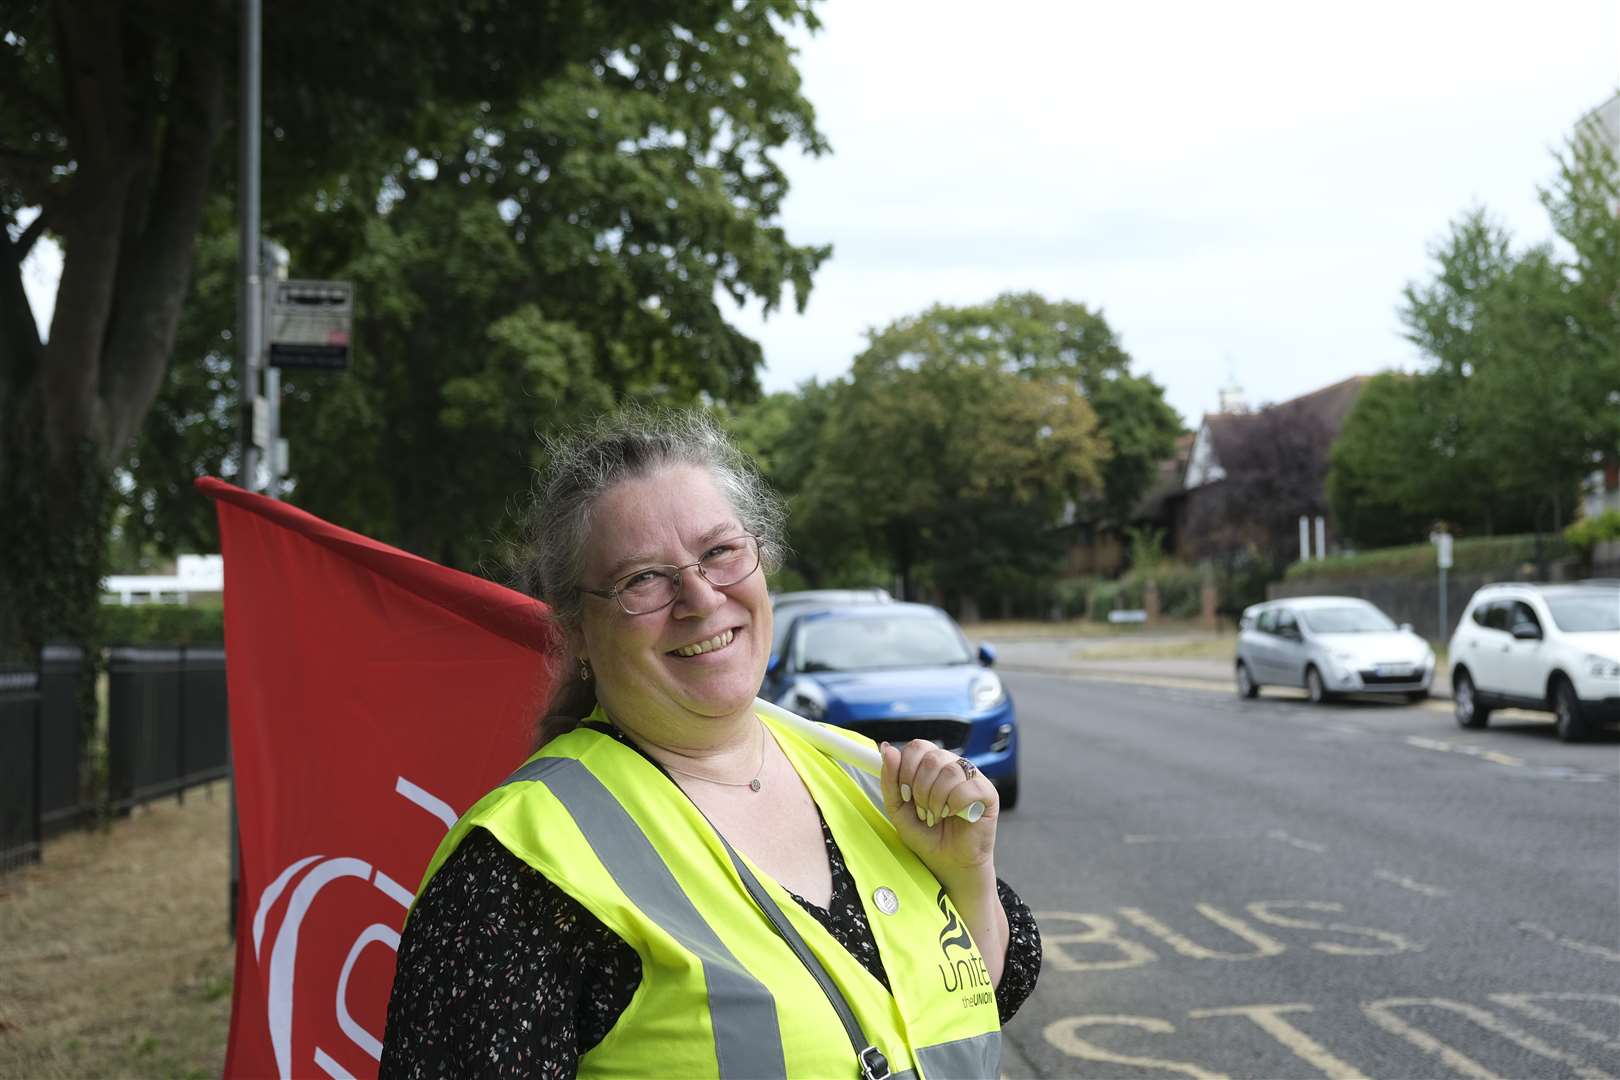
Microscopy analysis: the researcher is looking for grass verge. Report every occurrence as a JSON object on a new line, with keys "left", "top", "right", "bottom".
{"left": 0, "top": 784, "right": 233, "bottom": 1079}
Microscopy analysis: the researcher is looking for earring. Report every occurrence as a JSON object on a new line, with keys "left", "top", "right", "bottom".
{"left": 577, "top": 656, "right": 593, "bottom": 681}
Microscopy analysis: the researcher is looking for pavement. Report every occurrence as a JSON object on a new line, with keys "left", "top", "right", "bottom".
{"left": 988, "top": 631, "right": 1454, "bottom": 699}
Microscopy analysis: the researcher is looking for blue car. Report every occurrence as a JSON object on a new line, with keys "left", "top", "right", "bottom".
{"left": 763, "top": 602, "right": 1020, "bottom": 809}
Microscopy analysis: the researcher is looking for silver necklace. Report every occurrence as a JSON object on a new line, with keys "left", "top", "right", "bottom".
{"left": 659, "top": 722, "right": 767, "bottom": 792}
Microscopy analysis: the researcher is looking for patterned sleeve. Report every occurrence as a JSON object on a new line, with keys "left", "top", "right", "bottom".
{"left": 379, "top": 827, "right": 642, "bottom": 1079}
{"left": 994, "top": 879, "right": 1041, "bottom": 1024}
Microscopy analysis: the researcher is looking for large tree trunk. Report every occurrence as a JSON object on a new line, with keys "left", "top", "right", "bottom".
{"left": 0, "top": 1, "right": 226, "bottom": 651}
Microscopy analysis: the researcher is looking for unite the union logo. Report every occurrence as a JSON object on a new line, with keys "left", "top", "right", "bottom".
{"left": 253, "top": 776, "right": 457, "bottom": 1079}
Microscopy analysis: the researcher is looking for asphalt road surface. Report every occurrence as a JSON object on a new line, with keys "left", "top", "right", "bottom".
{"left": 992, "top": 672, "right": 1620, "bottom": 1080}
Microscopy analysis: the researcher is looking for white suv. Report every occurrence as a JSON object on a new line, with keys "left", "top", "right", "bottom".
{"left": 1448, "top": 582, "right": 1620, "bottom": 741}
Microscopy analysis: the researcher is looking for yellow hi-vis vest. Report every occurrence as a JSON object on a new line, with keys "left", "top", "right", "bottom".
{"left": 412, "top": 707, "right": 1002, "bottom": 1080}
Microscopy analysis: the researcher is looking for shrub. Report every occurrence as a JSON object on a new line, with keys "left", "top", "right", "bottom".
{"left": 1086, "top": 581, "right": 1123, "bottom": 621}
{"left": 1052, "top": 576, "right": 1100, "bottom": 620}
{"left": 1283, "top": 533, "right": 1571, "bottom": 582}
{"left": 98, "top": 604, "right": 225, "bottom": 645}
{"left": 1565, "top": 510, "right": 1620, "bottom": 554}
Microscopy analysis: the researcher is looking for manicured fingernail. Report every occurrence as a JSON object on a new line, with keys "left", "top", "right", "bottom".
{"left": 900, "top": 783, "right": 911, "bottom": 803}
{"left": 915, "top": 803, "right": 925, "bottom": 822}
{"left": 927, "top": 810, "right": 937, "bottom": 828}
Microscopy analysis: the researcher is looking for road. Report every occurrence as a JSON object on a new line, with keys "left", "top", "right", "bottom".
{"left": 992, "top": 671, "right": 1620, "bottom": 1080}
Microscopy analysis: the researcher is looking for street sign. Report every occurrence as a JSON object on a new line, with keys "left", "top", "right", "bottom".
{"left": 268, "top": 279, "right": 353, "bottom": 370}
{"left": 1435, "top": 532, "right": 1454, "bottom": 570}
{"left": 252, "top": 395, "right": 271, "bottom": 450}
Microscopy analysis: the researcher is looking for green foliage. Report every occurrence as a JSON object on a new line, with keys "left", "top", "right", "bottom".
{"left": 850, "top": 292, "right": 1183, "bottom": 528}
{"left": 1125, "top": 525, "right": 1168, "bottom": 573}
{"left": 98, "top": 605, "right": 225, "bottom": 646}
{"left": 1051, "top": 576, "right": 1102, "bottom": 619}
{"left": 1080, "top": 562, "right": 1202, "bottom": 621}
{"left": 1327, "top": 373, "right": 1457, "bottom": 548}
{"left": 1084, "top": 581, "right": 1124, "bottom": 620}
{"left": 809, "top": 335, "right": 1109, "bottom": 602}
{"left": 122, "top": 5, "right": 830, "bottom": 571}
{"left": 1283, "top": 533, "right": 1571, "bottom": 582}
{"left": 1565, "top": 510, "right": 1620, "bottom": 553}
{"left": 1332, "top": 127, "right": 1620, "bottom": 546}
{"left": 728, "top": 292, "right": 1181, "bottom": 608}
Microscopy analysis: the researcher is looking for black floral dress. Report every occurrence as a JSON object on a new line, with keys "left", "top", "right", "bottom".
{"left": 380, "top": 735, "right": 1042, "bottom": 1079}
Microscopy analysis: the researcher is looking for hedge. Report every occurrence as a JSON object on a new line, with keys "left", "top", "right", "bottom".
{"left": 1283, "top": 533, "right": 1571, "bottom": 583}
{"left": 1565, "top": 510, "right": 1620, "bottom": 553}
{"left": 1084, "top": 563, "right": 1204, "bottom": 621}
{"left": 98, "top": 603, "right": 225, "bottom": 645}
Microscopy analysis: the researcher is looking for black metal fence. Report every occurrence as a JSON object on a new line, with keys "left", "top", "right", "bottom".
{"left": 0, "top": 654, "right": 41, "bottom": 872}
{"left": 0, "top": 643, "right": 228, "bottom": 873}
{"left": 40, "top": 644, "right": 92, "bottom": 836}
{"left": 107, "top": 646, "right": 230, "bottom": 812}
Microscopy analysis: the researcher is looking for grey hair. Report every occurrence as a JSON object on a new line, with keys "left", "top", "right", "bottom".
{"left": 517, "top": 406, "right": 787, "bottom": 637}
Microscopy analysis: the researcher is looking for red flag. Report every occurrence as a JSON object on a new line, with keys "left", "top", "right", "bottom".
{"left": 199, "top": 478, "right": 557, "bottom": 1079}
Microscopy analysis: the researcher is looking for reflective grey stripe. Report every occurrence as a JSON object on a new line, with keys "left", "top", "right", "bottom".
{"left": 837, "top": 760, "right": 886, "bottom": 811}
{"left": 718, "top": 840, "right": 876, "bottom": 1075}
{"left": 504, "top": 757, "right": 786, "bottom": 1079}
{"left": 915, "top": 1030, "right": 1001, "bottom": 1079}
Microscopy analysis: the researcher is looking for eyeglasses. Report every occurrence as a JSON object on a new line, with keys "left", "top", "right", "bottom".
{"left": 583, "top": 535, "right": 761, "bottom": 615}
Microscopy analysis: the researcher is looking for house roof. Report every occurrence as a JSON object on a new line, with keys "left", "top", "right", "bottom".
{"left": 1186, "top": 375, "right": 1369, "bottom": 489}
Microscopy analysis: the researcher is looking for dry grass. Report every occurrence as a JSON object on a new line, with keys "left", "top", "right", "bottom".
{"left": 961, "top": 616, "right": 1231, "bottom": 640}
{"left": 1077, "top": 637, "right": 1238, "bottom": 662}
{"left": 0, "top": 784, "right": 234, "bottom": 1079}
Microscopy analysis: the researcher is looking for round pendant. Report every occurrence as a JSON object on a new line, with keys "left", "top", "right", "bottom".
{"left": 749, "top": 778, "right": 761, "bottom": 792}
{"left": 873, "top": 887, "right": 900, "bottom": 916}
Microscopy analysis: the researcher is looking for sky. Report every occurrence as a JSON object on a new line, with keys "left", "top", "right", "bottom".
{"left": 723, "top": 0, "right": 1620, "bottom": 426}
{"left": 20, "top": 2, "right": 1618, "bottom": 428}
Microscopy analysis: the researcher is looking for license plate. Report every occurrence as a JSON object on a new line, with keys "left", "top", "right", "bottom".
{"left": 1376, "top": 664, "right": 1411, "bottom": 677}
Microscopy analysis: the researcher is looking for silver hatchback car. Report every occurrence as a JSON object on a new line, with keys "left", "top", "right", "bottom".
{"left": 1236, "top": 596, "right": 1436, "bottom": 703}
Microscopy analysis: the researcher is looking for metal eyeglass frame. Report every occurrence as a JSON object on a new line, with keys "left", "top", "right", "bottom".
{"left": 581, "top": 534, "right": 761, "bottom": 615}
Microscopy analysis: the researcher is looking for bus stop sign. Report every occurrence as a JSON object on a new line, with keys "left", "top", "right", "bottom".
{"left": 268, "top": 279, "right": 353, "bottom": 370}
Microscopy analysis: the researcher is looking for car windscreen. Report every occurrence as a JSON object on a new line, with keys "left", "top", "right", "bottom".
{"left": 1300, "top": 606, "right": 1396, "bottom": 633}
{"left": 1544, "top": 592, "right": 1620, "bottom": 633}
{"left": 797, "top": 614, "right": 971, "bottom": 672}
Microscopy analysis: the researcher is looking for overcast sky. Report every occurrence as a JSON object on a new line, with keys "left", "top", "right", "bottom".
{"left": 21, "top": 2, "right": 1617, "bottom": 428}
{"left": 727, "top": 0, "right": 1620, "bottom": 426}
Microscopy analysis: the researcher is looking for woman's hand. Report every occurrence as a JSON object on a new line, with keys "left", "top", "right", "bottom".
{"left": 878, "top": 740, "right": 999, "bottom": 888}
{"left": 879, "top": 739, "right": 1010, "bottom": 984}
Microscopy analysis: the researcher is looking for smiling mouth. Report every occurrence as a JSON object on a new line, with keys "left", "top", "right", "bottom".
{"left": 670, "top": 628, "right": 736, "bottom": 658}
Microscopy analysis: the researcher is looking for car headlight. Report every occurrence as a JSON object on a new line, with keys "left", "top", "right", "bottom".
{"left": 1585, "top": 655, "right": 1620, "bottom": 680}
{"left": 970, "top": 671, "right": 1005, "bottom": 712}
{"left": 789, "top": 680, "right": 827, "bottom": 722}
{"left": 1331, "top": 650, "right": 1356, "bottom": 663}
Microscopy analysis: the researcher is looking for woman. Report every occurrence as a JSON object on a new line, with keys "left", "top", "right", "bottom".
{"left": 381, "top": 410, "right": 1040, "bottom": 1078}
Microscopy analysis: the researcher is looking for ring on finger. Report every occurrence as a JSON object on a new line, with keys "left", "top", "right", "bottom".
{"left": 956, "top": 757, "right": 977, "bottom": 780}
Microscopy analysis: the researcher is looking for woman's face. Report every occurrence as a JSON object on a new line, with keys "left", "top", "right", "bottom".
{"left": 575, "top": 464, "right": 772, "bottom": 739}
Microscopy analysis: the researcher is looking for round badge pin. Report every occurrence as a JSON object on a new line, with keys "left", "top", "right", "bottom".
{"left": 872, "top": 886, "right": 900, "bottom": 916}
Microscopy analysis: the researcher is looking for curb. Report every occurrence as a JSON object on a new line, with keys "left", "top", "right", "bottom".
{"left": 1000, "top": 663, "right": 1455, "bottom": 705}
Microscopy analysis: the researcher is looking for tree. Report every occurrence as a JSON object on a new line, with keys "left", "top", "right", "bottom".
{"left": 1185, "top": 399, "right": 1337, "bottom": 566}
{"left": 725, "top": 382, "right": 870, "bottom": 588}
{"left": 1326, "top": 374, "right": 1440, "bottom": 548}
{"left": 850, "top": 292, "right": 1182, "bottom": 527}
{"left": 4, "top": 1, "right": 828, "bottom": 639}
{"left": 1331, "top": 121, "right": 1620, "bottom": 549}
{"left": 803, "top": 344, "right": 1107, "bottom": 606}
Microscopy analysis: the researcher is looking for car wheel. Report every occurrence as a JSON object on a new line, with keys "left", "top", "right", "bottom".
{"left": 1552, "top": 677, "right": 1590, "bottom": 742}
{"left": 1453, "top": 670, "right": 1489, "bottom": 729}
{"left": 996, "top": 774, "right": 1020, "bottom": 812}
{"left": 1305, "top": 665, "right": 1332, "bottom": 704}
{"left": 1404, "top": 690, "right": 1429, "bottom": 704}
{"left": 1236, "top": 661, "right": 1259, "bottom": 699}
